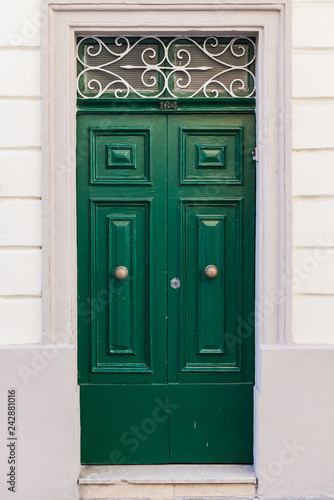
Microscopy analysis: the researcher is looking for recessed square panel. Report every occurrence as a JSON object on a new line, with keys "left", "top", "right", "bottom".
{"left": 180, "top": 127, "right": 243, "bottom": 184}
{"left": 196, "top": 145, "right": 226, "bottom": 168}
{"left": 90, "top": 127, "right": 151, "bottom": 184}
{"left": 106, "top": 145, "right": 136, "bottom": 169}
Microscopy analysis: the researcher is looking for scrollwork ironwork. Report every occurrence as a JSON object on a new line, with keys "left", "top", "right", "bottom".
{"left": 77, "top": 36, "right": 256, "bottom": 99}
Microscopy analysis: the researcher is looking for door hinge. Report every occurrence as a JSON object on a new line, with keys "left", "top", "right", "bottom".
{"left": 252, "top": 148, "right": 259, "bottom": 162}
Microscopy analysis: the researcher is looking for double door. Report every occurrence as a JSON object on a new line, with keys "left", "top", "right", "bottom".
{"left": 77, "top": 111, "right": 255, "bottom": 464}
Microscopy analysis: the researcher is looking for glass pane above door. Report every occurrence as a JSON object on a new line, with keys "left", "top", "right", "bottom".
{"left": 77, "top": 36, "right": 256, "bottom": 99}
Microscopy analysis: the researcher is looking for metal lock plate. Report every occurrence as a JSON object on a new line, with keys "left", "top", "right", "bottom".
{"left": 170, "top": 278, "right": 180, "bottom": 289}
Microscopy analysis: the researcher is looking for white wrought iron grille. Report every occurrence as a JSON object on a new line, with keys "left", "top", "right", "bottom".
{"left": 77, "top": 36, "right": 256, "bottom": 99}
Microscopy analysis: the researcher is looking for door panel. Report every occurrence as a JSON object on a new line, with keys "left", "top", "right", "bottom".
{"left": 91, "top": 201, "right": 151, "bottom": 373}
{"left": 167, "top": 114, "right": 255, "bottom": 462}
{"left": 90, "top": 126, "right": 151, "bottom": 184}
{"left": 81, "top": 384, "right": 169, "bottom": 464}
{"left": 180, "top": 125, "right": 243, "bottom": 184}
{"left": 169, "top": 384, "right": 253, "bottom": 463}
{"left": 77, "top": 111, "right": 255, "bottom": 464}
{"left": 168, "top": 114, "right": 255, "bottom": 383}
{"left": 78, "top": 114, "right": 168, "bottom": 463}
{"left": 198, "top": 215, "right": 226, "bottom": 355}
{"left": 181, "top": 201, "right": 241, "bottom": 374}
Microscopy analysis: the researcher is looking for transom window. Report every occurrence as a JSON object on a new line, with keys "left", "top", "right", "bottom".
{"left": 77, "top": 36, "right": 256, "bottom": 99}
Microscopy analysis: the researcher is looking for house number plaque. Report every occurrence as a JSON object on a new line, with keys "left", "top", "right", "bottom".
{"left": 159, "top": 101, "right": 178, "bottom": 110}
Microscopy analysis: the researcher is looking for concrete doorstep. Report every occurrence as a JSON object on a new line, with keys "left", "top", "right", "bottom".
{"left": 80, "top": 497, "right": 257, "bottom": 500}
{"left": 79, "top": 465, "right": 257, "bottom": 499}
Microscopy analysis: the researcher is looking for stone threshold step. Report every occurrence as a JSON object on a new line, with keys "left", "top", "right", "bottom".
{"left": 79, "top": 465, "right": 257, "bottom": 485}
{"left": 80, "top": 497, "right": 256, "bottom": 500}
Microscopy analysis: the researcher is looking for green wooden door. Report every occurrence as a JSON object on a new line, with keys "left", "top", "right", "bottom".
{"left": 77, "top": 110, "right": 255, "bottom": 465}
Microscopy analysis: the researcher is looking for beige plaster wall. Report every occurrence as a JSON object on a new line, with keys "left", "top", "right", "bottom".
{"left": 0, "top": 0, "right": 42, "bottom": 345}
{"left": 292, "top": 0, "right": 334, "bottom": 344}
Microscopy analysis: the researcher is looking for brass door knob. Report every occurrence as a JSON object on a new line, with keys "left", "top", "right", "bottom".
{"left": 204, "top": 265, "right": 218, "bottom": 279}
{"left": 114, "top": 266, "right": 128, "bottom": 280}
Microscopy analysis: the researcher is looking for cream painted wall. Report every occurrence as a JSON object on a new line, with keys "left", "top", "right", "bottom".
{"left": 0, "top": 0, "right": 42, "bottom": 344}
{"left": 0, "top": 0, "right": 333, "bottom": 345}
{"left": 292, "top": 0, "right": 334, "bottom": 343}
